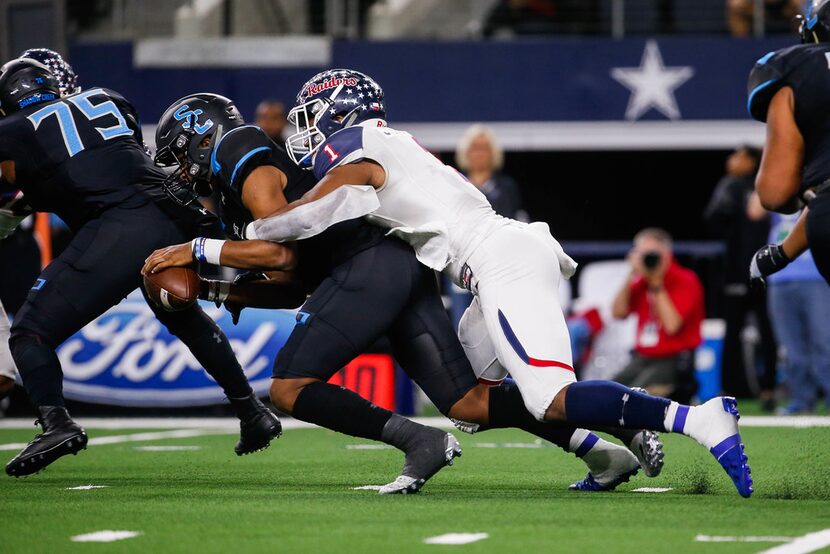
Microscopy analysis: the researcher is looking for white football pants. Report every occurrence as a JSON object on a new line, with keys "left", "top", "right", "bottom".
{"left": 457, "top": 222, "right": 576, "bottom": 421}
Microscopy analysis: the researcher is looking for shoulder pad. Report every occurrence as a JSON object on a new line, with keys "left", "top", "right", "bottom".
{"left": 747, "top": 45, "right": 813, "bottom": 121}
{"left": 210, "top": 125, "right": 274, "bottom": 189}
{"left": 313, "top": 126, "right": 364, "bottom": 180}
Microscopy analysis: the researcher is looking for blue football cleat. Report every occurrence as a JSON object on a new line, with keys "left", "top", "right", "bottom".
{"left": 708, "top": 397, "right": 753, "bottom": 498}
{"left": 569, "top": 466, "right": 639, "bottom": 492}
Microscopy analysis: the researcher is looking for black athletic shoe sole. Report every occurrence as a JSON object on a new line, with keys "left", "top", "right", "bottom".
{"left": 235, "top": 413, "right": 282, "bottom": 456}
{"left": 5, "top": 431, "right": 88, "bottom": 477}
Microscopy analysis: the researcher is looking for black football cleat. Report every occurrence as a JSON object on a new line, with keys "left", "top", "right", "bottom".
{"left": 229, "top": 394, "right": 282, "bottom": 456}
{"left": 5, "top": 406, "right": 88, "bottom": 477}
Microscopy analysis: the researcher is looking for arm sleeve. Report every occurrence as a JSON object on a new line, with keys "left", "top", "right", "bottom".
{"left": 245, "top": 184, "right": 380, "bottom": 242}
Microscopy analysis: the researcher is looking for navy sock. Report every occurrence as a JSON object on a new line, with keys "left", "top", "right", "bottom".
{"left": 487, "top": 381, "right": 574, "bottom": 450}
{"left": 10, "top": 333, "right": 65, "bottom": 408}
{"left": 292, "top": 381, "right": 393, "bottom": 440}
{"left": 564, "top": 380, "right": 670, "bottom": 431}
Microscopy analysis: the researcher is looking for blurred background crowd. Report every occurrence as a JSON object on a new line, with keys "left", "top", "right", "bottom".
{"left": 1, "top": 0, "right": 828, "bottom": 417}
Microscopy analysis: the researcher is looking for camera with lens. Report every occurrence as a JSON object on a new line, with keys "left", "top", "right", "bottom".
{"left": 642, "top": 251, "right": 662, "bottom": 270}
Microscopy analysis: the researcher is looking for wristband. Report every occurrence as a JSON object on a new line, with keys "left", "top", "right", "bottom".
{"left": 191, "top": 237, "right": 225, "bottom": 265}
{"left": 204, "top": 279, "right": 231, "bottom": 306}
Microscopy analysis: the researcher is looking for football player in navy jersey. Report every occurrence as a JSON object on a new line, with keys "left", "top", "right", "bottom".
{"left": 145, "top": 93, "right": 660, "bottom": 494}
{"left": 748, "top": 0, "right": 830, "bottom": 287}
{"left": 0, "top": 58, "right": 282, "bottom": 478}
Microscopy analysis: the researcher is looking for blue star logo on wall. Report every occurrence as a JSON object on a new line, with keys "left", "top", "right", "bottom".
{"left": 611, "top": 40, "right": 695, "bottom": 121}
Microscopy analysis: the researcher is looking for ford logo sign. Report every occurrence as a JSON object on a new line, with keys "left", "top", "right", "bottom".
{"left": 57, "top": 290, "right": 296, "bottom": 407}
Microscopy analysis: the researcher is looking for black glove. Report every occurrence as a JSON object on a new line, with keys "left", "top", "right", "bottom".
{"left": 222, "top": 271, "right": 269, "bottom": 325}
{"left": 749, "top": 243, "right": 791, "bottom": 290}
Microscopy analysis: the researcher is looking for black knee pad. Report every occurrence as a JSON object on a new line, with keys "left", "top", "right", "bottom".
{"left": 9, "top": 330, "right": 47, "bottom": 359}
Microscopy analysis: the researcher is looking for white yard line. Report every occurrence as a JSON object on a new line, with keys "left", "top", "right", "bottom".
{"left": 66, "top": 485, "right": 109, "bottom": 490}
{"left": 756, "top": 530, "right": 830, "bottom": 554}
{"left": 70, "top": 530, "right": 140, "bottom": 543}
{"left": 0, "top": 415, "right": 828, "bottom": 433}
{"left": 132, "top": 445, "right": 202, "bottom": 452}
{"left": 0, "top": 428, "right": 234, "bottom": 451}
{"left": 695, "top": 535, "right": 791, "bottom": 543}
{"left": 632, "top": 487, "right": 673, "bottom": 493}
{"left": 424, "top": 533, "right": 490, "bottom": 545}
{"left": 0, "top": 417, "right": 455, "bottom": 430}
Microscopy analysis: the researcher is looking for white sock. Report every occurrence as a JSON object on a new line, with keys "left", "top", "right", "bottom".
{"left": 662, "top": 401, "right": 691, "bottom": 434}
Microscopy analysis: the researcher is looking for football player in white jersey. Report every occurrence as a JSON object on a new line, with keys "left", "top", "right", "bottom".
{"left": 243, "top": 69, "right": 753, "bottom": 497}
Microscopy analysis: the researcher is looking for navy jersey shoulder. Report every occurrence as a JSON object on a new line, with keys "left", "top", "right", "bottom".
{"left": 749, "top": 43, "right": 830, "bottom": 189}
{"left": 312, "top": 126, "right": 365, "bottom": 180}
{"left": 211, "top": 125, "right": 315, "bottom": 238}
{"left": 0, "top": 87, "right": 186, "bottom": 228}
{"left": 748, "top": 44, "right": 827, "bottom": 121}
{"left": 211, "top": 125, "right": 277, "bottom": 193}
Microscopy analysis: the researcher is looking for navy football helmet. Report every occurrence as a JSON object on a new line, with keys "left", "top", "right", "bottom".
{"left": 286, "top": 69, "right": 386, "bottom": 167}
{"left": 154, "top": 93, "right": 244, "bottom": 205}
{"left": 20, "top": 48, "right": 80, "bottom": 96}
{"left": 0, "top": 58, "right": 60, "bottom": 118}
{"left": 799, "top": 0, "right": 830, "bottom": 43}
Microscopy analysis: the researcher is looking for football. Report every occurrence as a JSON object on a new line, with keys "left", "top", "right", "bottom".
{"left": 142, "top": 266, "right": 201, "bottom": 312}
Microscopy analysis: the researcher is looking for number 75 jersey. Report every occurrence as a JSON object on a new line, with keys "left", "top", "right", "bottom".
{"left": 0, "top": 87, "right": 165, "bottom": 229}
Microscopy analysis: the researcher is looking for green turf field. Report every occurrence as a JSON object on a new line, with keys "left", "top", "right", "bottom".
{"left": 1, "top": 423, "right": 829, "bottom": 553}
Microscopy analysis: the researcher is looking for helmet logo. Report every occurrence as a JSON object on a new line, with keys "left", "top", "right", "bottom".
{"left": 305, "top": 76, "right": 358, "bottom": 98}
{"left": 173, "top": 104, "right": 214, "bottom": 135}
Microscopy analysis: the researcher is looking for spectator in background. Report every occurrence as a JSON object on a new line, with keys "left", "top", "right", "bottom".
{"left": 728, "top": 0, "right": 803, "bottom": 37}
{"left": 611, "top": 228, "right": 704, "bottom": 403}
{"left": 255, "top": 100, "right": 288, "bottom": 143}
{"left": 703, "top": 145, "right": 777, "bottom": 408}
{"left": 748, "top": 194, "right": 830, "bottom": 414}
{"left": 447, "top": 124, "right": 528, "bottom": 327}
{"left": 483, "top": 0, "right": 600, "bottom": 36}
{"left": 455, "top": 124, "right": 528, "bottom": 222}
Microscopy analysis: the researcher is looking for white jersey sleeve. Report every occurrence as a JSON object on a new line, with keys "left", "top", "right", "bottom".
{"left": 354, "top": 125, "right": 507, "bottom": 273}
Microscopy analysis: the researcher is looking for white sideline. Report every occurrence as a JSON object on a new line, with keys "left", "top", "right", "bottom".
{"left": 0, "top": 429, "right": 234, "bottom": 451}
{"left": 695, "top": 535, "right": 791, "bottom": 543}
{"left": 757, "top": 530, "right": 830, "bottom": 554}
{"left": 0, "top": 415, "right": 827, "bottom": 431}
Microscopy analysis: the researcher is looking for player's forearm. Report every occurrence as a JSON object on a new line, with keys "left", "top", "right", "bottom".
{"left": 217, "top": 240, "right": 297, "bottom": 271}
{"left": 782, "top": 208, "right": 809, "bottom": 260}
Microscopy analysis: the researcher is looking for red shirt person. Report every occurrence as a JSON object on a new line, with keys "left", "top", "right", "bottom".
{"left": 612, "top": 228, "right": 704, "bottom": 403}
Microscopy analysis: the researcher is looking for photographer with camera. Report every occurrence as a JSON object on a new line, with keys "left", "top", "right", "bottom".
{"left": 611, "top": 228, "right": 704, "bottom": 403}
